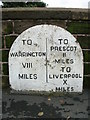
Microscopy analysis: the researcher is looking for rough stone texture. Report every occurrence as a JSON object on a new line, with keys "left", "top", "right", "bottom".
{"left": 72, "top": 11, "right": 88, "bottom": 20}
{"left": 2, "top": 76, "right": 9, "bottom": 88}
{"left": 2, "top": 50, "right": 9, "bottom": 62}
{"left": 2, "top": 36, "right": 4, "bottom": 49}
{"left": 83, "top": 51, "right": 90, "bottom": 62}
{"left": 84, "top": 63, "right": 90, "bottom": 75}
{"left": 66, "top": 21, "right": 89, "bottom": 34}
{"left": 2, "top": 63, "right": 9, "bottom": 75}
{"left": 2, "top": 88, "right": 90, "bottom": 119}
{"left": 14, "top": 20, "right": 66, "bottom": 34}
{"left": 2, "top": 8, "right": 88, "bottom": 20}
{"left": 2, "top": 21, "right": 13, "bottom": 35}
{"left": 77, "top": 36, "right": 90, "bottom": 49}
{"left": 9, "top": 25, "right": 83, "bottom": 92}
{"left": 84, "top": 76, "right": 90, "bottom": 88}
{"left": 5, "top": 35, "right": 18, "bottom": 48}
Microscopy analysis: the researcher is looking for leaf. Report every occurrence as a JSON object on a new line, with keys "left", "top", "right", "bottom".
{"left": 48, "top": 97, "right": 51, "bottom": 101}
{"left": 67, "top": 116, "right": 71, "bottom": 120}
{"left": 38, "top": 112, "right": 44, "bottom": 117}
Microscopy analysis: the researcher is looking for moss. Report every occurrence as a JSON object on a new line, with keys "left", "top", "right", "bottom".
{"left": 2, "top": 50, "right": 9, "bottom": 62}
{"left": 2, "top": 36, "right": 4, "bottom": 49}
{"left": 84, "top": 63, "right": 90, "bottom": 75}
{"left": 11, "top": 89, "right": 82, "bottom": 96}
{"left": 2, "top": 63, "right": 9, "bottom": 75}
{"left": 2, "top": 21, "right": 13, "bottom": 35}
{"left": 5, "top": 36, "right": 17, "bottom": 48}
{"left": 83, "top": 51, "right": 90, "bottom": 62}
{"left": 67, "top": 21, "right": 89, "bottom": 34}
{"left": 77, "top": 36, "right": 90, "bottom": 49}
{"left": 6, "top": 23, "right": 13, "bottom": 34}
{"left": 84, "top": 76, "right": 90, "bottom": 89}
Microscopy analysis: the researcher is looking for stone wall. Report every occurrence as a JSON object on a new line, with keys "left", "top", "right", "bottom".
{"left": 1, "top": 8, "right": 90, "bottom": 88}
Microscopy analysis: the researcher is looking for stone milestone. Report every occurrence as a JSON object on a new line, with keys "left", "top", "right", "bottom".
{"left": 9, "top": 25, "right": 83, "bottom": 92}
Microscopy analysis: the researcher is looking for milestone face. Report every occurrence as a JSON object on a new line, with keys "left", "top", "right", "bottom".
{"left": 9, "top": 25, "right": 83, "bottom": 92}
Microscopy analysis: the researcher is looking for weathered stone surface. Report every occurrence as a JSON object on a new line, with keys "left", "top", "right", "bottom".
{"left": 84, "top": 63, "right": 90, "bottom": 75}
{"left": 2, "top": 63, "right": 9, "bottom": 75}
{"left": 2, "top": 50, "right": 9, "bottom": 62}
{"left": 5, "top": 35, "right": 18, "bottom": 48}
{"left": 9, "top": 25, "right": 83, "bottom": 92}
{"left": 2, "top": 36, "right": 4, "bottom": 49}
{"left": 84, "top": 76, "right": 90, "bottom": 88}
{"left": 83, "top": 51, "right": 90, "bottom": 62}
{"left": 2, "top": 76, "right": 9, "bottom": 88}
{"left": 72, "top": 11, "right": 88, "bottom": 20}
{"left": 2, "top": 88, "right": 89, "bottom": 118}
{"left": 2, "top": 8, "right": 88, "bottom": 20}
{"left": 77, "top": 36, "right": 90, "bottom": 49}
{"left": 2, "top": 21, "right": 13, "bottom": 35}
{"left": 0, "top": 35, "right": 2, "bottom": 49}
{"left": 14, "top": 20, "right": 66, "bottom": 34}
{"left": 66, "top": 21, "right": 89, "bottom": 34}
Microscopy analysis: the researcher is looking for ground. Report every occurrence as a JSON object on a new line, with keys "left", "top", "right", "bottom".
{"left": 1, "top": 88, "right": 90, "bottom": 119}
